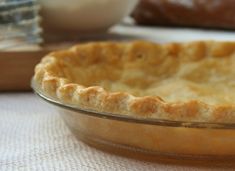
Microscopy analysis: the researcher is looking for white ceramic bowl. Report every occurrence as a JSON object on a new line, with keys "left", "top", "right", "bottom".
{"left": 39, "top": 0, "right": 139, "bottom": 32}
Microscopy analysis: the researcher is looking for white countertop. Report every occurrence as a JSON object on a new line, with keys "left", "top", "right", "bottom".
{"left": 111, "top": 21, "right": 235, "bottom": 43}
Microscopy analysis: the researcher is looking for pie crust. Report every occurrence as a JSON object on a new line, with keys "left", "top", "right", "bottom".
{"left": 34, "top": 41, "right": 235, "bottom": 123}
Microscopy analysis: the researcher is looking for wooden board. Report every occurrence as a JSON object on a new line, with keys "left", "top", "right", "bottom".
{"left": 0, "top": 33, "right": 81, "bottom": 91}
{"left": 0, "top": 50, "right": 50, "bottom": 91}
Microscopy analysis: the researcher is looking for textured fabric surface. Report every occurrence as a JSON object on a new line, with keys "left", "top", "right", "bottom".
{"left": 0, "top": 93, "right": 235, "bottom": 171}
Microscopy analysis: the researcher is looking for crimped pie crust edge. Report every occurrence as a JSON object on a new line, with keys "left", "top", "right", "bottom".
{"left": 33, "top": 40, "right": 235, "bottom": 123}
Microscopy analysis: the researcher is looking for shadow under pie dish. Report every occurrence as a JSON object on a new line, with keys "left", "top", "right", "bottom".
{"left": 32, "top": 40, "right": 235, "bottom": 159}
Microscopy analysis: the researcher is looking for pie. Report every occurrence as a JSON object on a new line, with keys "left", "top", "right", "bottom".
{"left": 33, "top": 40, "right": 235, "bottom": 157}
{"left": 34, "top": 40, "right": 235, "bottom": 123}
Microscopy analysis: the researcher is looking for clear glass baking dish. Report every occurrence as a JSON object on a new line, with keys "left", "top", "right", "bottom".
{"left": 31, "top": 80, "right": 235, "bottom": 160}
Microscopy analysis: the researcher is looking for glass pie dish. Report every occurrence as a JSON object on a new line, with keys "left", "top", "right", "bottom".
{"left": 32, "top": 40, "right": 235, "bottom": 160}
{"left": 32, "top": 80, "right": 235, "bottom": 160}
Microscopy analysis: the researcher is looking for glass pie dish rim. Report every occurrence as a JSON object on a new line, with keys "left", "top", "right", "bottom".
{"left": 31, "top": 79, "right": 235, "bottom": 130}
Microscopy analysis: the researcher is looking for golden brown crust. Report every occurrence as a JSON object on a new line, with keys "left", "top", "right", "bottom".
{"left": 34, "top": 40, "right": 235, "bottom": 123}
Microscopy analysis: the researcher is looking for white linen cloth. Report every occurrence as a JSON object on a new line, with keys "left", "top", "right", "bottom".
{"left": 0, "top": 93, "right": 235, "bottom": 171}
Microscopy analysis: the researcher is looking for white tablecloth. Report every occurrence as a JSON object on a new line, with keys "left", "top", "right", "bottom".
{"left": 0, "top": 93, "right": 235, "bottom": 171}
